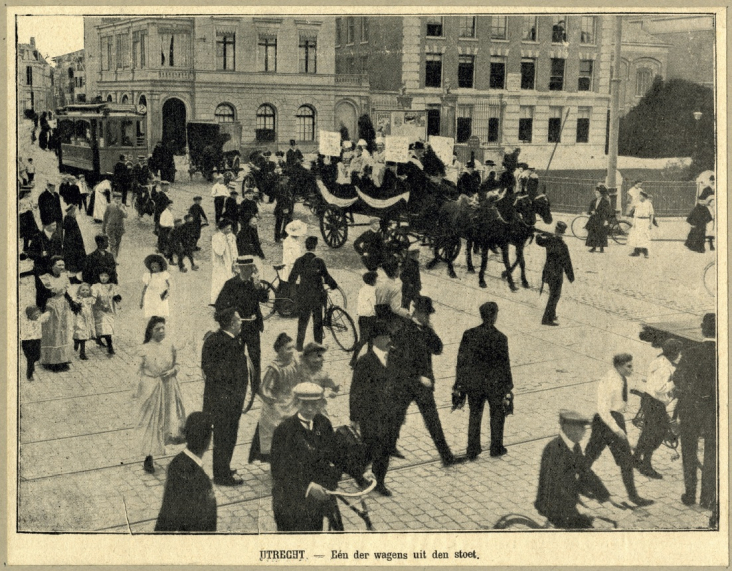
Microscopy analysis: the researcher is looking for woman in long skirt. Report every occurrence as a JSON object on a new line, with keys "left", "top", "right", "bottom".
{"left": 62, "top": 205, "right": 87, "bottom": 280}
{"left": 39, "top": 257, "right": 75, "bottom": 371}
{"left": 248, "top": 332, "right": 300, "bottom": 463}
{"left": 134, "top": 316, "right": 186, "bottom": 474}
{"left": 685, "top": 191, "right": 714, "bottom": 253}
{"left": 92, "top": 179, "right": 111, "bottom": 222}
{"left": 585, "top": 185, "right": 612, "bottom": 253}
{"left": 628, "top": 190, "right": 655, "bottom": 258}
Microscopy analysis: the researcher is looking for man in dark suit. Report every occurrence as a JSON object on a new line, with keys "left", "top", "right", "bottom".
{"left": 214, "top": 257, "right": 269, "bottom": 391}
{"left": 536, "top": 221, "right": 574, "bottom": 325}
{"left": 288, "top": 236, "right": 338, "bottom": 352}
{"left": 271, "top": 382, "right": 342, "bottom": 532}
{"left": 535, "top": 410, "right": 610, "bottom": 529}
{"left": 82, "top": 234, "right": 118, "bottom": 285}
{"left": 453, "top": 301, "right": 514, "bottom": 459}
{"left": 113, "top": 154, "right": 132, "bottom": 205}
{"left": 353, "top": 218, "right": 385, "bottom": 271}
{"left": 27, "top": 221, "right": 64, "bottom": 308}
{"left": 38, "top": 182, "right": 63, "bottom": 238}
{"left": 457, "top": 159, "right": 481, "bottom": 197}
{"left": 677, "top": 313, "right": 717, "bottom": 512}
{"left": 350, "top": 320, "right": 395, "bottom": 496}
{"left": 388, "top": 296, "right": 463, "bottom": 467}
{"left": 155, "top": 412, "right": 217, "bottom": 532}
{"left": 286, "top": 139, "right": 304, "bottom": 170}
{"left": 201, "top": 308, "right": 249, "bottom": 486}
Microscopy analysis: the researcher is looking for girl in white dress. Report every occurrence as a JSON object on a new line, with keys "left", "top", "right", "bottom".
{"left": 140, "top": 254, "right": 171, "bottom": 317}
{"left": 92, "top": 271, "right": 121, "bottom": 356}
{"left": 628, "top": 190, "right": 655, "bottom": 258}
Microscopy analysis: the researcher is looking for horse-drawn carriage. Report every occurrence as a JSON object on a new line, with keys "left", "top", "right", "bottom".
{"left": 186, "top": 122, "right": 241, "bottom": 182}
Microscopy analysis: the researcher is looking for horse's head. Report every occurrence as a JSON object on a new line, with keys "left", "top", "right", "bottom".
{"left": 533, "top": 194, "right": 553, "bottom": 224}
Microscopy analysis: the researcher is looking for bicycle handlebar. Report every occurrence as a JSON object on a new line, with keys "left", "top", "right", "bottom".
{"left": 326, "top": 478, "right": 378, "bottom": 498}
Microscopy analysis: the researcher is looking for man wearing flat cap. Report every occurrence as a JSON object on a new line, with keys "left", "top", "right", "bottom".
{"left": 535, "top": 410, "right": 610, "bottom": 529}
{"left": 271, "top": 382, "right": 342, "bottom": 531}
{"left": 536, "top": 221, "right": 574, "bottom": 326}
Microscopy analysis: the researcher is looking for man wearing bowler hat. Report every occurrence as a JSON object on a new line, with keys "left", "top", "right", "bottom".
{"left": 535, "top": 410, "right": 610, "bottom": 529}
{"left": 536, "top": 221, "right": 574, "bottom": 326}
{"left": 271, "top": 382, "right": 342, "bottom": 531}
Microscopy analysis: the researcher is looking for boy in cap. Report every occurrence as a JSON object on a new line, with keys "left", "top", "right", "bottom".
{"left": 188, "top": 196, "right": 209, "bottom": 251}
{"left": 535, "top": 410, "right": 610, "bottom": 529}
{"left": 210, "top": 173, "right": 229, "bottom": 224}
{"left": 536, "top": 221, "right": 574, "bottom": 325}
{"left": 170, "top": 217, "right": 199, "bottom": 272}
{"left": 223, "top": 187, "right": 239, "bottom": 235}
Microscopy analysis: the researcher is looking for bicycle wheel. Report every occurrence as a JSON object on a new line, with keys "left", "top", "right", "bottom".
{"left": 259, "top": 279, "right": 277, "bottom": 320}
{"left": 703, "top": 261, "right": 716, "bottom": 297}
{"left": 571, "top": 215, "right": 590, "bottom": 240}
{"left": 610, "top": 220, "right": 632, "bottom": 245}
{"left": 328, "top": 286, "right": 348, "bottom": 310}
{"left": 275, "top": 283, "right": 297, "bottom": 318}
{"left": 327, "top": 306, "right": 357, "bottom": 352}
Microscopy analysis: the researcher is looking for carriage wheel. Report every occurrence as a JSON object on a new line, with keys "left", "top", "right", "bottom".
{"left": 259, "top": 280, "right": 277, "bottom": 321}
{"left": 384, "top": 226, "right": 410, "bottom": 260}
{"left": 320, "top": 205, "right": 349, "bottom": 248}
{"left": 436, "top": 235, "right": 461, "bottom": 262}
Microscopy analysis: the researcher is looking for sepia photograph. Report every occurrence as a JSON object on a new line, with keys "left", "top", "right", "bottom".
{"left": 7, "top": 5, "right": 727, "bottom": 566}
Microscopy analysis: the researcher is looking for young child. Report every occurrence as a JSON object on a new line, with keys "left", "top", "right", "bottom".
{"left": 188, "top": 196, "right": 208, "bottom": 251}
{"left": 170, "top": 217, "right": 198, "bottom": 272}
{"left": 349, "top": 270, "right": 378, "bottom": 368}
{"left": 21, "top": 305, "right": 49, "bottom": 380}
{"left": 91, "top": 271, "right": 121, "bottom": 356}
{"left": 26, "top": 158, "right": 36, "bottom": 184}
{"left": 73, "top": 283, "right": 96, "bottom": 360}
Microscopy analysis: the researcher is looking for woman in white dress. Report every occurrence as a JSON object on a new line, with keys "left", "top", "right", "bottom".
{"left": 628, "top": 190, "right": 655, "bottom": 258}
{"left": 134, "top": 316, "right": 186, "bottom": 474}
{"left": 280, "top": 220, "right": 306, "bottom": 281}
{"left": 92, "top": 179, "right": 111, "bottom": 222}
{"left": 140, "top": 254, "right": 171, "bottom": 317}
{"left": 210, "top": 220, "right": 238, "bottom": 304}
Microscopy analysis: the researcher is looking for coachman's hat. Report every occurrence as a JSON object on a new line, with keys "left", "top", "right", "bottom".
{"left": 555, "top": 221, "right": 568, "bottom": 234}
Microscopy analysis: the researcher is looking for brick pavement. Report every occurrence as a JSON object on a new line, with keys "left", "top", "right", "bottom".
{"left": 14, "top": 122, "right": 719, "bottom": 535}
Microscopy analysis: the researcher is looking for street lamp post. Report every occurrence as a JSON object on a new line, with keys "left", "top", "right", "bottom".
{"left": 693, "top": 111, "right": 703, "bottom": 167}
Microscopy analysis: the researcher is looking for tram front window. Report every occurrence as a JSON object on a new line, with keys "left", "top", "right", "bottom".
{"left": 121, "top": 120, "right": 134, "bottom": 147}
{"left": 74, "top": 120, "right": 91, "bottom": 147}
{"left": 106, "top": 120, "right": 119, "bottom": 146}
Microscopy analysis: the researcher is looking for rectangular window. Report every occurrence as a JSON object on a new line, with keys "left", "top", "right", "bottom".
{"left": 425, "top": 53, "right": 442, "bottom": 88}
{"left": 491, "top": 16, "right": 507, "bottom": 40}
{"left": 576, "top": 106, "right": 591, "bottom": 143}
{"left": 132, "top": 31, "right": 147, "bottom": 69}
{"left": 26, "top": 66, "right": 32, "bottom": 86}
{"left": 636, "top": 69, "right": 653, "bottom": 96}
{"left": 29, "top": 92, "right": 34, "bottom": 111}
{"left": 346, "top": 17, "right": 355, "bottom": 44}
{"left": 578, "top": 60, "right": 593, "bottom": 91}
{"left": 522, "top": 16, "right": 538, "bottom": 41}
{"left": 520, "top": 58, "right": 535, "bottom": 89}
{"left": 581, "top": 16, "right": 596, "bottom": 44}
{"left": 519, "top": 106, "right": 533, "bottom": 143}
{"left": 217, "top": 34, "right": 235, "bottom": 71}
{"left": 459, "top": 16, "right": 476, "bottom": 38}
{"left": 258, "top": 36, "right": 277, "bottom": 72}
{"left": 335, "top": 18, "right": 341, "bottom": 46}
{"left": 549, "top": 58, "right": 565, "bottom": 91}
{"left": 488, "top": 117, "right": 500, "bottom": 142}
{"left": 426, "top": 17, "right": 443, "bottom": 37}
{"left": 490, "top": 57, "right": 506, "bottom": 89}
{"left": 115, "top": 34, "right": 129, "bottom": 69}
{"left": 347, "top": 57, "right": 355, "bottom": 74}
{"left": 457, "top": 105, "right": 473, "bottom": 143}
{"left": 361, "top": 17, "right": 369, "bottom": 42}
{"left": 101, "top": 37, "right": 111, "bottom": 71}
{"left": 552, "top": 16, "right": 567, "bottom": 43}
{"left": 548, "top": 107, "right": 563, "bottom": 143}
{"left": 458, "top": 55, "right": 475, "bottom": 88}
{"left": 299, "top": 38, "right": 317, "bottom": 74}
{"left": 360, "top": 54, "right": 368, "bottom": 74}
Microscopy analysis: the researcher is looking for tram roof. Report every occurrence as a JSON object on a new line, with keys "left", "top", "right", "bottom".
{"left": 57, "top": 103, "right": 143, "bottom": 118}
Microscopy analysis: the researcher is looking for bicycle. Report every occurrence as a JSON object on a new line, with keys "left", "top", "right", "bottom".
{"left": 323, "top": 287, "right": 357, "bottom": 352}
{"left": 258, "top": 265, "right": 297, "bottom": 320}
{"left": 703, "top": 260, "right": 716, "bottom": 297}
{"left": 571, "top": 213, "right": 632, "bottom": 245}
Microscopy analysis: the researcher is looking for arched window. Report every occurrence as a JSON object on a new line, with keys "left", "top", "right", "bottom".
{"left": 121, "top": 94, "right": 129, "bottom": 104}
{"left": 106, "top": 94, "right": 113, "bottom": 102}
{"left": 636, "top": 68, "right": 653, "bottom": 97}
{"left": 296, "top": 105, "right": 316, "bottom": 141}
{"left": 139, "top": 94, "right": 147, "bottom": 107}
{"left": 256, "top": 104, "right": 276, "bottom": 142}
{"left": 215, "top": 103, "right": 236, "bottom": 123}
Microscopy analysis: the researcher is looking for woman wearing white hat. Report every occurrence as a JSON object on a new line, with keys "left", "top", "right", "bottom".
{"left": 281, "top": 220, "right": 306, "bottom": 281}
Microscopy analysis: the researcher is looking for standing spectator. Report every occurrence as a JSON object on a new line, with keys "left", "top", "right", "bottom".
{"left": 375, "top": 259, "right": 411, "bottom": 325}
{"left": 113, "top": 154, "right": 131, "bottom": 205}
{"left": 62, "top": 205, "right": 87, "bottom": 284}
{"left": 21, "top": 305, "right": 49, "bottom": 380}
{"left": 159, "top": 141, "right": 176, "bottom": 183}
{"left": 223, "top": 187, "right": 239, "bottom": 234}
{"left": 298, "top": 342, "right": 340, "bottom": 417}
{"left": 349, "top": 271, "right": 378, "bottom": 368}
{"left": 134, "top": 316, "right": 186, "bottom": 474}
{"left": 91, "top": 270, "right": 121, "bottom": 356}
{"left": 215, "top": 257, "right": 269, "bottom": 391}
{"left": 188, "top": 196, "right": 208, "bottom": 251}
{"left": 281, "top": 220, "right": 305, "bottom": 281}
{"left": 154, "top": 412, "right": 217, "bottom": 532}
{"left": 353, "top": 218, "right": 385, "bottom": 271}
{"left": 77, "top": 174, "right": 90, "bottom": 214}
{"left": 249, "top": 332, "right": 300, "bottom": 464}
{"left": 38, "top": 182, "right": 63, "bottom": 233}
{"left": 584, "top": 354, "right": 654, "bottom": 507}
{"left": 210, "top": 220, "right": 238, "bottom": 304}
{"left": 286, "top": 139, "right": 303, "bottom": 169}
{"left": 158, "top": 200, "right": 175, "bottom": 261}
{"left": 628, "top": 190, "right": 654, "bottom": 258}
{"left": 19, "top": 190, "right": 40, "bottom": 254}
{"left": 82, "top": 235, "right": 118, "bottom": 285}
{"left": 453, "top": 301, "right": 514, "bottom": 459}
{"left": 60, "top": 175, "right": 81, "bottom": 209}
{"left": 536, "top": 221, "right": 574, "bottom": 326}
{"left": 535, "top": 411, "right": 610, "bottom": 529}
{"left": 684, "top": 190, "right": 714, "bottom": 253}
{"left": 585, "top": 185, "right": 612, "bottom": 253}
{"left": 72, "top": 283, "right": 95, "bottom": 361}
{"left": 152, "top": 181, "right": 171, "bottom": 234}
{"left": 236, "top": 216, "right": 265, "bottom": 273}
{"left": 38, "top": 256, "right": 76, "bottom": 372}
{"left": 288, "top": 237, "right": 338, "bottom": 352}
{"left": 201, "top": 308, "right": 249, "bottom": 486}
{"left": 388, "top": 296, "right": 463, "bottom": 467}
{"left": 270, "top": 382, "right": 342, "bottom": 532}
{"left": 140, "top": 254, "right": 171, "bottom": 319}
{"left": 625, "top": 180, "right": 643, "bottom": 216}
{"left": 634, "top": 339, "right": 683, "bottom": 479}
{"left": 91, "top": 178, "right": 111, "bottom": 223}
{"left": 676, "top": 313, "right": 717, "bottom": 511}
{"left": 168, "top": 219, "right": 189, "bottom": 272}
{"left": 151, "top": 141, "right": 165, "bottom": 178}
{"left": 400, "top": 244, "right": 422, "bottom": 310}
{"left": 172, "top": 214, "right": 199, "bottom": 272}
{"left": 238, "top": 187, "right": 259, "bottom": 233}
{"left": 25, "top": 158, "right": 35, "bottom": 184}
{"left": 210, "top": 174, "right": 229, "bottom": 225}
{"left": 350, "top": 320, "right": 396, "bottom": 496}
{"left": 27, "top": 221, "right": 64, "bottom": 307}
{"left": 273, "top": 176, "right": 294, "bottom": 242}
{"left": 102, "top": 192, "right": 128, "bottom": 260}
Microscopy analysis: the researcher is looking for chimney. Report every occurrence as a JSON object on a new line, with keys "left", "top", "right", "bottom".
{"left": 30, "top": 37, "right": 35, "bottom": 48}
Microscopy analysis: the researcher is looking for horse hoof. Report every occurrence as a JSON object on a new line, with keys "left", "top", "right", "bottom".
{"left": 467, "top": 268, "right": 475, "bottom": 274}
{"left": 509, "top": 284, "right": 518, "bottom": 292}
{"left": 479, "top": 281, "right": 487, "bottom": 289}
{"left": 521, "top": 281, "right": 530, "bottom": 289}
{"left": 501, "top": 271, "right": 508, "bottom": 280}
{"left": 449, "top": 272, "right": 458, "bottom": 279}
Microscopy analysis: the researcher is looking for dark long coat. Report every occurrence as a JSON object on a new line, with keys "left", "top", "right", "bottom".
{"left": 38, "top": 189, "right": 63, "bottom": 226}
{"left": 536, "top": 234, "right": 574, "bottom": 288}
{"left": 585, "top": 197, "right": 612, "bottom": 248}
{"left": 684, "top": 204, "right": 713, "bottom": 253}
{"left": 288, "top": 252, "right": 338, "bottom": 310}
{"left": 62, "top": 214, "right": 87, "bottom": 273}
{"left": 454, "top": 323, "right": 513, "bottom": 398}
{"left": 82, "top": 249, "right": 118, "bottom": 284}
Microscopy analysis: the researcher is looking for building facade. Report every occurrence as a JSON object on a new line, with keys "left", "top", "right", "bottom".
{"left": 53, "top": 49, "right": 86, "bottom": 107}
{"left": 84, "top": 16, "right": 369, "bottom": 154}
{"left": 336, "top": 15, "right": 615, "bottom": 167}
{"left": 17, "top": 37, "right": 55, "bottom": 117}
{"left": 618, "top": 21, "right": 669, "bottom": 116}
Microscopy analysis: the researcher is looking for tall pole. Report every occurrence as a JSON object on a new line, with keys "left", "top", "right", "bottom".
{"left": 606, "top": 16, "right": 623, "bottom": 213}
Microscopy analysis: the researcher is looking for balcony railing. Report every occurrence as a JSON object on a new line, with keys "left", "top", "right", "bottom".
{"left": 99, "top": 69, "right": 367, "bottom": 86}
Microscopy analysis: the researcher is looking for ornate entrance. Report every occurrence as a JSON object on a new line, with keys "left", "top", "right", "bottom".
{"left": 162, "top": 97, "right": 187, "bottom": 154}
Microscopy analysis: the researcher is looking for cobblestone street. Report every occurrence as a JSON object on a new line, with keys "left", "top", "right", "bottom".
{"left": 14, "top": 126, "right": 720, "bottom": 538}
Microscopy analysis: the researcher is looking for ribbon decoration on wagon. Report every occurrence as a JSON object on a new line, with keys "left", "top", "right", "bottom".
{"left": 354, "top": 186, "right": 410, "bottom": 209}
{"left": 316, "top": 180, "right": 359, "bottom": 208}
{"left": 384, "top": 136, "right": 410, "bottom": 164}
{"left": 319, "top": 130, "right": 343, "bottom": 157}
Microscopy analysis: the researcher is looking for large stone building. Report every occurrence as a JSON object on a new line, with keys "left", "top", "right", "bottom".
{"left": 335, "top": 14, "right": 616, "bottom": 167}
{"left": 17, "top": 37, "right": 55, "bottom": 117}
{"left": 84, "top": 16, "right": 369, "bottom": 154}
{"left": 618, "top": 22, "right": 669, "bottom": 116}
{"left": 53, "top": 49, "right": 86, "bottom": 107}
